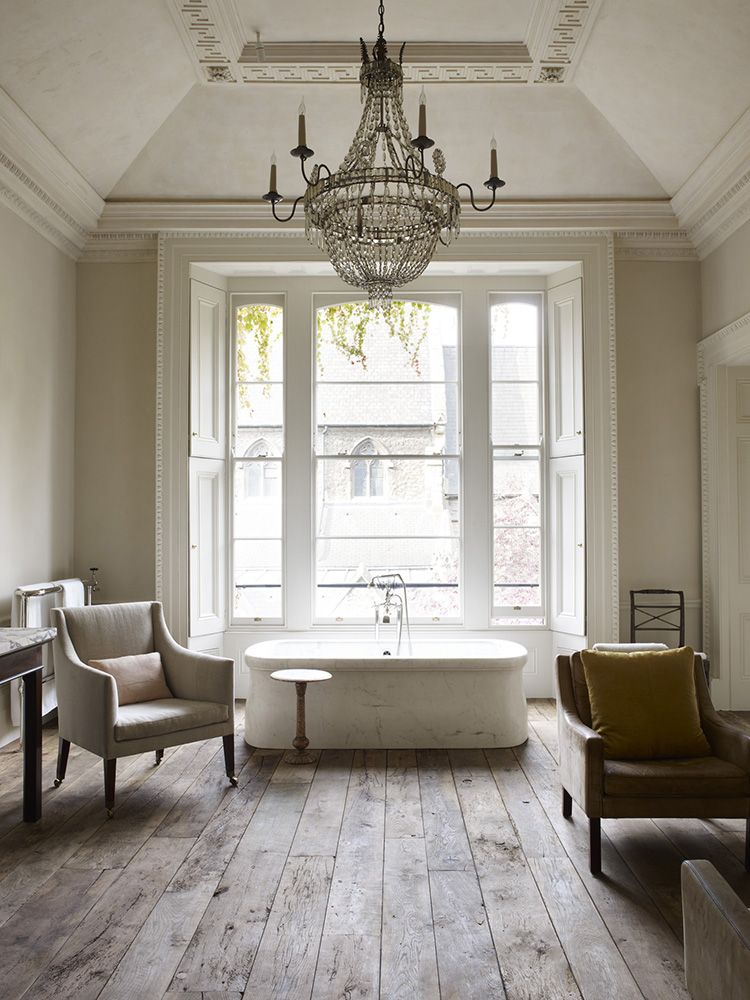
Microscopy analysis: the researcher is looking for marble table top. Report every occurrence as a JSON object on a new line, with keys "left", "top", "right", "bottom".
{"left": 271, "top": 668, "right": 332, "bottom": 683}
{"left": 0, "top": 627, "right": 56, "bottom": 657}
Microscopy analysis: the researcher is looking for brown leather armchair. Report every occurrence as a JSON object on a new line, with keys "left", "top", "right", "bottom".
{"left": 556, "top": 652, "right": 750, "bottom": 876}
{"left": 682, "top": 860, "right": 750, "bottom": 1000}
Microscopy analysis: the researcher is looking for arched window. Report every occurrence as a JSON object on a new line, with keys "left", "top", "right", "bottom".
{"left": 351, "top": 438, "right": 387, "bottom": 498}
{"left": 244, "top": 439, "right": 280, "bottom": 497}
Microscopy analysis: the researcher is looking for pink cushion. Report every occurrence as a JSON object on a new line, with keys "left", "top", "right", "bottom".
{"left": 89, "top": 652, "right": 173, "bottom": 706}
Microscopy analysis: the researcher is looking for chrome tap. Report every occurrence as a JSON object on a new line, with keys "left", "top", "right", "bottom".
{"left": 368, "top": 573, "right": 412, "bottom": 655}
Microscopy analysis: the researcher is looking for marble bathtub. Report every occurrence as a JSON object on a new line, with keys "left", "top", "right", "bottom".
{"left": 244, "top": 640, "right": 529, "bottom": 749}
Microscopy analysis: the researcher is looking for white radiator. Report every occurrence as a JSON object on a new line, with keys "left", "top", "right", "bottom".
{"left": 10, "top": 578, "right": 86, "bottom": 726}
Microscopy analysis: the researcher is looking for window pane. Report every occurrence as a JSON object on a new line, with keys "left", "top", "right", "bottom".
{"left": 315, "top": 538, "right": 460, "bottom": 619}
{"left": 494, "top": 527, "right": 541, "bottom": 587}
{"left": 236, "top": 384, "right": 283, "bottom": 439}
{"left": 317, "top": 302, "right": 457, "bottom": 382}
{"left": 236, "top": 304, "right": 283, "bottom": 382}
{"left": 234, "top": 540, "right": 282, "bottom": 618}
{"left": 234, "top": 461, "right": 282, "bottom": 537}
{"left": 491, "top": 384, "right": 539, "bottom": 445}
{"left": 316, "top": 384, "right": 457, "bottom": 452}
{"left": 491, "top": 301, "right": 539, "bottom": 380}
{"left": 493, "top": 456, "right": 540, "bottom": 527}
{"left": 316, "top": 458, "right": 460, "bottom": 536}
{"left": 493, "top": 586, "right": 542, "bottom": 610}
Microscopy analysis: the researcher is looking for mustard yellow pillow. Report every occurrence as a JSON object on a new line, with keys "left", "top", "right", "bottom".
{"left": 580, "top": 646, "right": 711, "bottom": 760}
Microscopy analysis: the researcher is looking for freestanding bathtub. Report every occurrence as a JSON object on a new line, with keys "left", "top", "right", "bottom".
{"left": 244, "top": 640, "right": 528, "bottom": 749}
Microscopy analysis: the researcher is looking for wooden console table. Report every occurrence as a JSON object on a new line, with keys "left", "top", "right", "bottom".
{"left": 0, "top": 627, "right": 56, "bottom": 821}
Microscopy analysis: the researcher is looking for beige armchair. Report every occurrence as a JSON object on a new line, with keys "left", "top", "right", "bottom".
{"left": 682, "top": 860, "right": 750, "bottom": 1000}
{"left": 51, "top": 601, "right": 236, "bottom": 816}
{"left": 556, "top": 652, "right": 750, "bottom": 875}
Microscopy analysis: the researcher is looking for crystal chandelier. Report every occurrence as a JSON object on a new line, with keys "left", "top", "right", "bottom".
{"left": 262, "top": 1, "right": 505, "bottom": 309}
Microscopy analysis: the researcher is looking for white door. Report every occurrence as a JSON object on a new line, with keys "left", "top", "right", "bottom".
{"left": 719, "top": 366, "right": 750, "bottom": 707}
{"left": 547, "top": 278, "right": 583, "bottom": 458}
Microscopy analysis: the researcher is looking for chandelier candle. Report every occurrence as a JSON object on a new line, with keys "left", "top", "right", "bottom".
{"left": 269, "top": 153, "right": 277, "bottom": 194}
{"left": 262, "top": 0, "right": 506, "bottom": 308}
{"left": 491, "top": 137, "right": 498, "bottom": 180}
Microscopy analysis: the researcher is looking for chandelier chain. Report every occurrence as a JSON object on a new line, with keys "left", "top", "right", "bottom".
{"left": 378, "top": 1, "right": 385, "bottom": 39}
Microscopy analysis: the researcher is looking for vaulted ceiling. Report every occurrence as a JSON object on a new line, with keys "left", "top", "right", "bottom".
{"left": 1, "top": 0, "right": 749, "bottom": 252}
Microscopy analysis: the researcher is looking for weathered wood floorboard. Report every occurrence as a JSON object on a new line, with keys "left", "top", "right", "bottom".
{"left": 0, "top": 702, "right": 734, "bottom": 1000}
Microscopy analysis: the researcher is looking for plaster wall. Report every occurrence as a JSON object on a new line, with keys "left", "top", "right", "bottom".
{"left": 0, "top": 203, "right": 76, "bottom": 742}
{"left": 614, "top": 259, "right": 703, "bottom": 645}
{"left": 74, "top": 261, "right": 157, "bottom": 605}
{"left": 701, "top": 216, "right": 750, "bottom": 336}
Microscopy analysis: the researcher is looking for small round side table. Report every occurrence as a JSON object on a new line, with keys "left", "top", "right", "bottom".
{"left": 270, "top": 668, "right": 332, "bottom": 764}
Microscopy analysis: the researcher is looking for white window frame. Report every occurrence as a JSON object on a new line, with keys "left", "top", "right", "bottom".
{"left": 489, "top": 292, "right": 546, "bottom": 621}
{"left": 229, "top": 292, "right": 286, "bottom": 626}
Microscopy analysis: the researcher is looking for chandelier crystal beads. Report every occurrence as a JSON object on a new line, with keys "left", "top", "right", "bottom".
{"left": 262, "top": 2, "right": 505, "bottom": 309}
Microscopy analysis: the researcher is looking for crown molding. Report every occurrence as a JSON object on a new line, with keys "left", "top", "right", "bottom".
{"left": 672, "top": 107, "right": 750, "bottom": 259}
{"left": 96, "top": 197, "right": 681, "bottom": 234}
{"left": 168, "top": 0, "right": 602, "bottom": 85}
{"left": 0, "top": 88, "right": 103, "bottom": 257}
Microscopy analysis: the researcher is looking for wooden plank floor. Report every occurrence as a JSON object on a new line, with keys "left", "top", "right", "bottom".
{"left": 0, "top": 702, "right": 748, "bottom": 1000}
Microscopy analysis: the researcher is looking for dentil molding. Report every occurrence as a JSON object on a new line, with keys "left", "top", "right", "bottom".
{"left": 168, "top": 0, "right": 602, "bottom": 85}
{"left": 672, "top": 107, "right": 750, "bottom": 259}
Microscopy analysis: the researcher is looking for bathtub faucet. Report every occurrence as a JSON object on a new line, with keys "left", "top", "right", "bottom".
{"left": 368, "top": 573, "right": 412, "bottom": 655}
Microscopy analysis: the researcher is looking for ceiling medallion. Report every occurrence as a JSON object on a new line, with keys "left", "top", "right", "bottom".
{"left": 262, "top": 1, "right": 505, "bottom": 308}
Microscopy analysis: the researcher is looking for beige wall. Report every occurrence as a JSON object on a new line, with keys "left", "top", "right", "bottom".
{"left": 0, "top": 204, "right": 76, "bottom": 618}
{"left": 75, "top": 262, "right": 157, "bottom": 604}
{"left": 615, "top": 259, "right": 703, "bottom": 643}
{"left": 0, "top": 204, "right": 76, "bottom": 741}
{"left": 701, "top": 217, "right": 750, "bottom": 336}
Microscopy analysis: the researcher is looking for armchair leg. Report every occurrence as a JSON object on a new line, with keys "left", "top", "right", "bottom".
{"left": 223, "top": 734, "right": 238, "bottom": 787}
{"left": 745, "top": 817, "right": 750, "bottom": 872}
{"left": 562, "top": 787, "right": 572, "bottom": 819}
{"left": 589, "top": 818, "right": 602, "bottom": 876}
{"left": 155, "top": 748, "right": 164, "bottom": 766}
{"left": 54, "top": 738, "right": 71, "bottom": 787}
{"left": 104, "top": 759, "right": 116, "bottom": 819}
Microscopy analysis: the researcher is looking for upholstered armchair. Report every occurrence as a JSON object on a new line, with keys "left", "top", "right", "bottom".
{"left": 51, "top": 601, "right": 236, "bottom": 816}
{"left": 682, "top": 860, "right": 750, "bottom": 1000}
{"left": 556, "top": 650, "right": 750, "bottom": 876}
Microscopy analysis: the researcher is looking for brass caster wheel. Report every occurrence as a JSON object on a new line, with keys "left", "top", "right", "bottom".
{"left": 106, "top": 808, "right": 114, "bottom": 820}
{"left": 53, "top": 778, "right": 62, "bottom": 788}
{"left": 229, "top": 775, "right": 238, "bottom": 787}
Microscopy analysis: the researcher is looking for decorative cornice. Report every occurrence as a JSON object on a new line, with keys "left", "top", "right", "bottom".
{"left": 672, "top": 107, "right": 750, "bottom": 259}
{"left": 95, "top": 197, "right": 681, "bottom": 235}
{"left": 613, "top": 229, "right": 697, "bottom": 261}
{"left": 0, "top": 87, "right": 103, "bottom": 257}
{"left": 167, "top": 0, "right": 602, "bottom": 85}
{"left": 79, "top": 232, "right": 158, "bottom": 263}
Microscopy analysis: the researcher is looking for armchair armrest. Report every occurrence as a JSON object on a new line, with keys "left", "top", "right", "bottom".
{"left": 682, "top": 860, "right": 750, "bottom": 1000}
{"left": 50, "top": 607, "right": 118, "bottom": 755}
{"left": 695, "top": 665, "right": 750, "bottom": 773}
{"left": 556, "top": 656, "right": 604, "bottom": 816}
{"left": 152, "top": 604, "right": 234, "bottom": 710}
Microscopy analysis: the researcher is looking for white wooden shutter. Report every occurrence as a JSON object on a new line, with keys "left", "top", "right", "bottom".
{"left": 189, "top": 457, "right": 226, "bottom": 636}
{"left": 548, "top": 278, "right": 583, "bottom": 458}
{"left": 188, "top": 277, "right": 227, "bottom": 638}
{"left": 549, "top": 454, "right": 585, "bottom": 635}
{"left": 190, "top": 280, "right": 226, "bottom": 459}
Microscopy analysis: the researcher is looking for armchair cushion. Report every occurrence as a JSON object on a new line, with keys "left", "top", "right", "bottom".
{"left": 114, "top": 698, "right": 229, "bottom": 742}
{"left": 604, "top": 756, "right": 750, "bottom": 798}
{"left": 581, "top": 646, "right": 711, "bottom": 760}
{"left": 90, "top": 652, "right": 173, "bottom": 706}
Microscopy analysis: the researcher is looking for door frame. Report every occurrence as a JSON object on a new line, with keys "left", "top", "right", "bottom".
{"left": 698, "top": 308, "right": 750, "bottom": 708}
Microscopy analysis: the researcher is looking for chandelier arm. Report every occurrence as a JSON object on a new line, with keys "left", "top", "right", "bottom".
{"left": 455, "top": 182, "right": 498, "bottom": 213}
{"left": 271, "top": 194, "right": 305, "bottom": 223}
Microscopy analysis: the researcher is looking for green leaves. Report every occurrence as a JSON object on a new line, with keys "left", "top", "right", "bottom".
{"left": 316, "top": 300, "right": 432, "bottom": 372}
